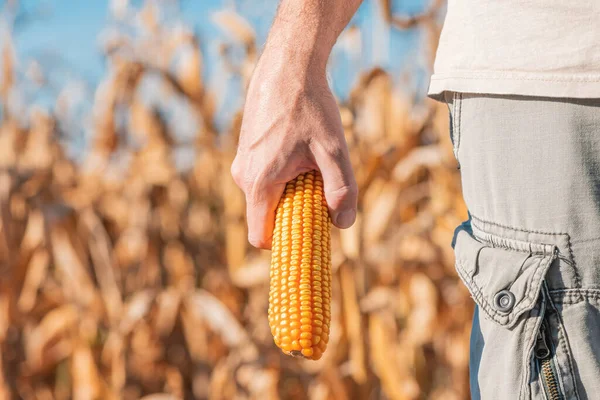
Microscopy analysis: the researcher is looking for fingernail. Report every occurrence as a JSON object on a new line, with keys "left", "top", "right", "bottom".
{"left": 335, "top": 209, "right": 356, "bottom": 229}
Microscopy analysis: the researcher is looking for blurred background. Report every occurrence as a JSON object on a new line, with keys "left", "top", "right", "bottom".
{"left": 0, "top": 0, "right": 471, "bottom": 399}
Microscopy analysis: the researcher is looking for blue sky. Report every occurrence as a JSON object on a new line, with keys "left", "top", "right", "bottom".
{"left": 3, "top": 0, "right": 434, "bottom": 129}
{"left": 13, "top": 1, "right": 107, "bottom": 81}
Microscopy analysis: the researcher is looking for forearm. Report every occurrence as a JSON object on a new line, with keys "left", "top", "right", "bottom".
{"left": 262, "top": 0, "right": 363, "bottom": 77}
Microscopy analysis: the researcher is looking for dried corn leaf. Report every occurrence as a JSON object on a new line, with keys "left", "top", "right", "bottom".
{"left": 0, "top": 2, "right": 469, "bottom": 398}
{"left": 26, "top": 305, "right": 78, "bottom": 372}
{"left": 17, "top": 248, "right": 49, "bottom": 313}
{"left": 339, "top": 264, "right": 367, "bottom": 384}
{"left": 185, "top": 290, "right": 257, "bottom": 359}
{"left": 211, "top": 11, "right": 256, "bottom": 47}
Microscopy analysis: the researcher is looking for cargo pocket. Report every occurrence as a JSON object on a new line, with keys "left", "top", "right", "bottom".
{"left": 452, "top": 222, "right": 559, "bottom": 400}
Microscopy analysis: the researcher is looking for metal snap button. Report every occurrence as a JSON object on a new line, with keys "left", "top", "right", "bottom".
{"left": 494, "top": 290, "right": 516, "bottom": 312}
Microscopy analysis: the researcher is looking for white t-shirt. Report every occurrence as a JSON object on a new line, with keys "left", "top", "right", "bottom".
{"left": 428, "top": 0, "right": 600, "bottom": 99}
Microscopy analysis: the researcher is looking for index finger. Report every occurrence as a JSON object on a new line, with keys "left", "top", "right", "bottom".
{"left": 245, "top": 181, "right": 286, "bottom": 249}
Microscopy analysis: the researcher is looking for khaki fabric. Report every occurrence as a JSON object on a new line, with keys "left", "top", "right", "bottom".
{"left": 446, "top": 94, "right": 600, "bottom": 399}
{"left": 429, "top": 1, "right": 600, "bottom": 99}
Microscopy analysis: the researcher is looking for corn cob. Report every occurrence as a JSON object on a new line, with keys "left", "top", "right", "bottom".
{"left": 268, "top": 170, "right": 332, "bottom": 360}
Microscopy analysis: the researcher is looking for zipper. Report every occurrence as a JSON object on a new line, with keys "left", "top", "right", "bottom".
{"left": 534, "top": 319, "right": 562, "bottom": 400}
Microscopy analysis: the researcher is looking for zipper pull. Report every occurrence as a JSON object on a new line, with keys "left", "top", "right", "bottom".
{"left": 535, "top": 321, "right": 551, "bottom": 359}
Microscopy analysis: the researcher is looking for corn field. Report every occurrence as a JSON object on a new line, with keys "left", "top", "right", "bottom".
{"left": 0, "top": 1, "right": 472, "bottom": 399}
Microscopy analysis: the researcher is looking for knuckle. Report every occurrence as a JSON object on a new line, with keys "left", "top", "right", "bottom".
{"left": 246, "top": 170, "right": 272, "bottom": 202}
{"left": 322, "top": 143, "right": 344, "bottom": 161}
{"left": 230, "top": 159, "right": 245, "bottom": 188}
{"left": 326, "top": 182, "right": 358, "bottom": 209}
{"left": 329, "top": 182, "right": 358, "bottom": 200}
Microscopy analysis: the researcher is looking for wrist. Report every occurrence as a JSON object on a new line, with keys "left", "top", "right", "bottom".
{"left": 261, "top": 11, "right": 334, "bottom": 79}
{"left": 256, "top": 43, "right": 329, "bottom": 88}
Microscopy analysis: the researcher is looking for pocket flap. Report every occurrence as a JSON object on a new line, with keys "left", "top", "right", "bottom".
{"left": 452, "top": 224, "right": 557, "bottom": 328}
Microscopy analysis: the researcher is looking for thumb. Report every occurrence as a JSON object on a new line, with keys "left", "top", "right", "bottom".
{"left": 312, "top": 142, "right": 358, "bottom": 229}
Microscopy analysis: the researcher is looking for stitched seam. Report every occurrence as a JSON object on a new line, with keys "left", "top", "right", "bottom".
{"left": 519, "top": 304, "right": 537, "bottom": 399}
{"left": 474, "top": 231, "right": 553, "bottom": 255}
{"left": 455, "top": 255, "right": 550, "bottom": 325}
{"left": 430, "top": 72, "right": 600, "bottom": 83}
{"left": 457, "top": 92, "right": 462, "bottom": 163}
{"left": 571, "top": 235, "right": 600, "bottom": 244}
{"left": 566, "top": 235, "right": 581, "bottom": 289}
{"left": 471, "top": 213, "right": 569, "bottom": 236}
{"left": 452, "top": 92, "right": 457, "bottom": 134}
{"left": 446, "top": 94, "right": 454, "bottom": 153}
{"left": 455, "top": 257, "right": 508, "bottom": 324}
{"left": 546, "top": 287, "right": 581, "bottom": 400}
{"left": 520, "top": 297, "right": 545, "bottom": 399}
{"left": 558, "top": 323, "right": 580, "bottom": 400}
{"left": 546, "top": 291, "right": 568, "bottom": 399}
{"left": 458, "top": 256, "right": 544, "bottom": 321}
{"left": 550, "top": 289, "right": 600, "bottom": 305}
{"left": 550, "top": 288, "right": 600, "bottom": 296}
{"left": 552, "top": 315, "right": 569, "bottom": 398}
{"left": 452, "top": 92, "right": 457, "bottom": 155}
{"left": 557, "top": 316, "right": 580, "bottom": 399}
{"left": 470, "top": 213, "right": 582, "bottom": 289}
{"left": 508, "top": 257, "right": 530, "bottom": 292}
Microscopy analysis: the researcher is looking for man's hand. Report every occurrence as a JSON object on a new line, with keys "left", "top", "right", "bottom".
{"left": 231, "top": 0, "right": 363, "bottom": 249}
{"left": 231, "top": 57, "right": 357, "bottom": 249}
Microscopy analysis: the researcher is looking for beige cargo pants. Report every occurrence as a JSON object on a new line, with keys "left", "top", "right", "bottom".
{"left": 445, "top": 93, "right": 600, "bottom": 400}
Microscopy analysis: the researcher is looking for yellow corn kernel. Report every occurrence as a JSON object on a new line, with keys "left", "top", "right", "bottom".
{"left": 268, "top": 170, "right": 332, "bottom": 360}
